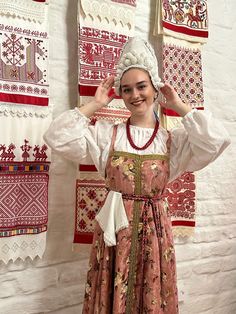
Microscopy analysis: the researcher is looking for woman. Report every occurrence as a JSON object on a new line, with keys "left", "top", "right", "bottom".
{"left": 44, "top": 37, "right": 230, "bottom": 313}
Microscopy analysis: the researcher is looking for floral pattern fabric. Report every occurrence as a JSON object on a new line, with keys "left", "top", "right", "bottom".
{"left": 83, "top": 133, "right": 179, "bottom": 313}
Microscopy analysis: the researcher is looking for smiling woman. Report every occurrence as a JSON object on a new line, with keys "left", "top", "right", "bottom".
{"left": 43, "top": 36, "right": 230, "bottom": 313}
{"left": 120, "top": 69, "right": 158, "bottom": 125}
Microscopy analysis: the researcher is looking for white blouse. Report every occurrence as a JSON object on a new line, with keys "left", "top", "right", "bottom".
{"left": 44, "top": 107, "right": 230, "bottom": 183}
{"left": 43, "top": 107, "right": 230, "bottom": 246}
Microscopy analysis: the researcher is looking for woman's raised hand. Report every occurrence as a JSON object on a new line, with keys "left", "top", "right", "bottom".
{"left": 94, "top": 76, "right": 115, "bottom": 108}
{"left": 79, "top": 76, "right": 115, "bottom": 118}
{"left": 159, "top": 83, "right": 192, "bottom": 117}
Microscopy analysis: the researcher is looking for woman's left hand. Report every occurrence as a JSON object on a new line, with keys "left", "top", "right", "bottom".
{"left": 159, "top": 83, "right": 192, "bottom": 117}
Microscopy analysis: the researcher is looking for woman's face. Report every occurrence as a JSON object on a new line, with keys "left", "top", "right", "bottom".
{"left": 120, "top": 68, "right": 157, "bottom": 117}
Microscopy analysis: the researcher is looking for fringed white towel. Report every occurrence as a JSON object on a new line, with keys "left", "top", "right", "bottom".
{"left": 96, "top": 191, "right": 129, "bottom": 246}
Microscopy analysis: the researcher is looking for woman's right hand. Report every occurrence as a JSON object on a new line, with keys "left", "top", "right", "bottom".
{"left": 79, "top": 76, "right": 115, "bottom": 118}
{"left": 94, "top": 76, "right": 115, "bottom": 109}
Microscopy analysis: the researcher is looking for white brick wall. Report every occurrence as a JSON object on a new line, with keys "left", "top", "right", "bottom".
{"left": 0, "top": 0, "right": 235, "bottom": 313}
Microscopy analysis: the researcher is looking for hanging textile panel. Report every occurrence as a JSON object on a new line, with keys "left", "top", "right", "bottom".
{"left": 74, "top": 0, "right": 135, "bottom": 244}
{"left": 161, "top": 112, "right": 196, "bottom": 237}
{"left": 0, "top": 0, "right": 49, "bottom": 107}
{"left": 162, "top": 36, "right": 204, "bottom": 109}
{"left": 160, "top": 36, "right": 205, "bottom": 237}
{"left": 78, "top": 0, "right": 134, "bottom": 117}
{"left": 154, "top": 0, "right": 208, "bottom": 44}
{"left": 74, "top": 176, "right": 108, "bottom": 244}
{"left": 0, "top": 108, "right": 51, "bottom": 263}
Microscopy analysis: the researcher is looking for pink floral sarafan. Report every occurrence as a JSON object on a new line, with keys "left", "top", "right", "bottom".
{"left": 83, "top": 127, "right": 179, "bottom": 314}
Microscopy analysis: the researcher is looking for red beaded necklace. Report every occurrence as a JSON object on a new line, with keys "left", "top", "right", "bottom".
{"left": 126, "top": 117, "right": 159, "bottom": 151}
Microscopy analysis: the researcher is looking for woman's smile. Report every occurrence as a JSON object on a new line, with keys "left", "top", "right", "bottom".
{"left": 131, "top": 99, "right": 144, "bottom": 106}
{"left": 120, "top": 68, "right": 157, "bottom": 118}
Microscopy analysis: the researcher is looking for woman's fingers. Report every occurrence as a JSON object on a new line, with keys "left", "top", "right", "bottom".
{"left": 101, "top": 76, "right": 114, "bottom": 90}
{"left": 160, "top": 83, "right": 174, "bottom": 97}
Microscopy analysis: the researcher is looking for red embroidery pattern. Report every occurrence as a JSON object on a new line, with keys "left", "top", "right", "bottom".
{"left": 79, "top": 27, "right": 128, "bottom": 88}
{"left": 0, "top": 25, "right": 49, "bottom": 106}
{"left": 162, "top": 0, "right": 208, "bottom": 39}
{"left": 111, "top": 0, "right": 136, "bottom": 6}
{"left": 0, "top": 164, "right": 49, "bottom": 238}
{"left": 92, "top": 107, "right": 130, "bottom": 123}
{"left": 164, "top": 172, "right": 196, "bottom": 227}
{"left": 0, "top": 137, "right": 49, "bottom": 238}
{"left": 0, "top": 140, "right": 48, "bottom": 162}
{"left": 0, "top": 24, "right": 48, "bottom": 38}
{"left": 0, "top": 143, "right": 16, "bottom": 161}
{"left": 74, "top": 179, "right": 108, "bottom": 243}
{"left": 0, "top": 173, "right": 48, "bottom": 227}
{"left": 163, "top": 43, "right": 204, "bottom": 107}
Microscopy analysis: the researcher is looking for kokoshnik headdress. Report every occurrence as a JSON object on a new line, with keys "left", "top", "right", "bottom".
{"left": 114, "top": 36, "right": 164, "bottom": 96}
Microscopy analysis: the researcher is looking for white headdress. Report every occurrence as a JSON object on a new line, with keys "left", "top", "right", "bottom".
{"left": 114, "top": 36, "right": 164, "bottom": 95}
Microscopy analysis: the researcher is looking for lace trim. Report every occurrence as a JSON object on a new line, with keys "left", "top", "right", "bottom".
{"left": 172, "top": 226, "right": 195, "bottom": 238}
{"left": 0, "top": 232, "right": 46, "bottom": 264}
{"left": 0, "top": 0, "right": 48, "bottom": 23}
{"left": 0, "top": 103, "right": 53, "bottom": 118}
{"left": 80, "top": 0, "right": 135, "bottom": 30}
{"left": 163, "top": 35, "right": 202, "bottom": 50}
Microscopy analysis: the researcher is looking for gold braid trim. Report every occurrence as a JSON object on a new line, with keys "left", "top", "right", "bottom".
{"left": 112, "top": 151, "right": 169, "bottom": 161}
{"left": 125, "top": 201, "right": 141, "bottom": 314}
{"left": 125, "top": 156, "right": 142, "bottom": 314}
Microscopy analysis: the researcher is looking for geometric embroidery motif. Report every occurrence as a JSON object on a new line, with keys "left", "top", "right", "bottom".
{"left": 163, "top": 43, "right": 204, "bottom": 107}
{"left": 0, "top": 172, "right": 49, "bottom": 237}
{"left": 74, "top": 179, "right": 108, "bottom": 243}
{"left": 0, "top": 138, "right": 49, "bottom": 239}
{"left": 164, "top": 172, "right": 196, "bottom": 227}
{"left": 0, "top": 23, "right": 49, "bottom": 106}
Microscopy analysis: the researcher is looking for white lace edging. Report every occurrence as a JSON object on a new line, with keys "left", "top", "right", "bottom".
{"left": 0, "top": 232, "right": 46, "bottom": 264}
{"left": 163, "top": 35, "right": 203, "bottom": 50}
{"left": 80, "top": 0, "right": 135, "bottom": 31}
{"left": 172, "top": 226, "right": 195, "bottom": 238}
{"left": 0, "top": 103, "right": 53, "bottom": 118}
{"left": 0, "top": 0, "right": 48, "bottom": 24}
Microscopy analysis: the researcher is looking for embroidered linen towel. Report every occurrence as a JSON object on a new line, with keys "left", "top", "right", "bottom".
{"left": 78, "top": 0, "right": 133, "bottom": 121}
{"left": 0, "top": 108, "right": 52, "bottom": 263}
{"left": 159, "top": 34, "right": 206, "bottom": 236}
{"left": 0, "top": 0, "right": 49, "bottom": 107}
{"left": 153, "top": 0, "right": 208, "bottom": 44}
{"left": 73, "top": 0, "right": 136, "bottom": 246}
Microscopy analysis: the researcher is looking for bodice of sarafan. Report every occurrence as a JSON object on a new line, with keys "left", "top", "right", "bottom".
{"left": 95, "top": 125, "right": 171, "bottom": 246}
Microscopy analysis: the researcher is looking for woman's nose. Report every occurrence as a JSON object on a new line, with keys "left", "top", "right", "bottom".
{"left": 131, "top": 88, "right": 139, "bottom": 99}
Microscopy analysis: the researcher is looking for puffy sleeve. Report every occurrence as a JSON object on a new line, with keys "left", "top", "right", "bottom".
{"left": 43, "top": 108, "right": 114, "bottom": 176}
{"left": 169, "top": 109, "right": 231, "bottom": 182}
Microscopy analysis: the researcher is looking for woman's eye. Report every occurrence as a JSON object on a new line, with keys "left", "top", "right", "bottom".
{"left": 123, "top": 88, "right": 131, "bottom": 93}
{"left": 138, "top": 85, "right": 146, "bottom": 90}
